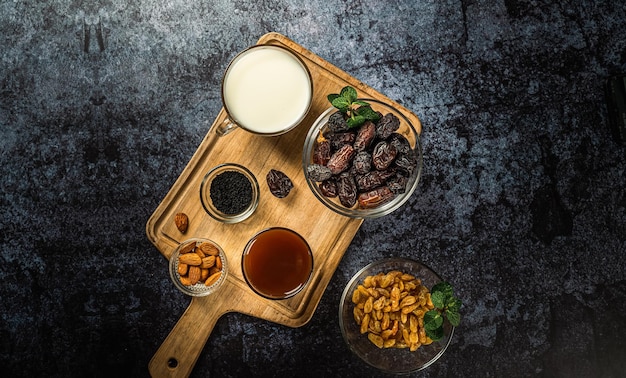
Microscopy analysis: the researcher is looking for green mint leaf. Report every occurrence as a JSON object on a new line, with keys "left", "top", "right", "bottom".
{"left": 446, "top": 308, "right": 461, "bottom": 327}
{"left": 430, "top": 291, "right": 446, "bottom": 309}
{"left": 340, "top": 86, "right": 357, "bottom": 103}
{"left": 423, "top": 310, "right": 443, "bottom": 330}
{"left": 346, "top": 115, "right": 366, "bottom": 129}
{"left": 447, "top": 296, "right": 462, "bottom": 312}
{"left": 331, "top": 97, "right": 350, "bottom": 113}
{"left": 425, "top": 325, "right": 444, "bottom": 341}
{"left": 327, "top": 93, "right": 341, "bottom": 104}
{"left": 355, "top": 105, "right": 381, "bottom": 122}
{"left": 432, "top": 282, "right": 454, "bottom": 301}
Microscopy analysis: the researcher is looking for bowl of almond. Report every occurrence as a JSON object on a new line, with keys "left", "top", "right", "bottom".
{"left": 169, "top": 238, "right": 228, "bottom": 297}
{"left": 339, "top": 258, "right": 457, "bottom": 373}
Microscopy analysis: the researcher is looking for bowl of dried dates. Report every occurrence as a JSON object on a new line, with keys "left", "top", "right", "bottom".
{"left": 302, "top": 87, "right": 422, "bottom": 218}
{"left": 339, "top": 258, "right": 460, "bottom": 373}
{"left": 169, "top": 238, "right": 228, "bottom": 297}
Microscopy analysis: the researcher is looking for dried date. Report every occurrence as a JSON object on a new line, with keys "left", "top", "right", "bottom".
{"left": 353, "top": 121, "right": 376, "bottom": 151}
{"left": 266, "top": 169, "right": 293, "bottom": 198}
{"left": 394, "top": 150, "right": 418, "bottom": 176}
{"left": 307, "top": 164, "right": 332, "bottom": 182}
{"left": 327, "top": 111, "right": 349, "bottom": 132}
{"left": 337, "top": 172, "right": 357, "bottom": 208}
{"left": 319, "top": 179, "right": 338, "bottom": 197}
{"left": 358, "top": 186, "right": 395, "bottom": 209}
{"left": 372, "top": 141, "right": 397, "bottom": 170}
{"left": 327, "top": 144, "right": 355, "bottom": 175}
{"left": 356, "top": 169, "right": 396, "bottom": 192}
{"left": 352, "top": 151, "right": 372, "bottom": 175}
{"left": 387, "top": 174, "right": 408, "bottom": 194}
{"left": 389, "top": 133, "right": 411, "bottom": 155}
{"left": 376, "top": 113, "right": 400, "bottom": 139}
{"left": 329, "top": 132, "right": 356, "bottom": 151}
{"left": 313, "top": 140, "right": 331, "bottom": 165}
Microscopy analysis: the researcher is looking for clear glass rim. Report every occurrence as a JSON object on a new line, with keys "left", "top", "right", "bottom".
{"left": 199, "top": 163, "right": 260, "bottom": 223}
{"left": 338, "top": 257, "right": 455, "bottom": 373}
{"left": 168, "top": 238, "right": 229, "bottom": 297}
{"left": 241, "top": 227, "right": 314, "bottom": 300}
{"left": 302, "top": 98, "right": 423, "bottom": 218}
{"left": 220, "top": 43, "right": 314, "bottom": 136}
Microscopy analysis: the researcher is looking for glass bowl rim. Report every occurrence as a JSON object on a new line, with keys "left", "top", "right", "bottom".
{"left": 199, "top": 162, "right": 260, "bottom": 224}
{"left": 302, "top": 98, "right": 423, "bottom": 219}
{"left": 241, "top": 227, "right": 314, "bottom": 300}
{"left": 338, "top": 257, "right": 455, "bottom": 373}
{"left": 168, "top": 238, "right": 229, "bottom": 297}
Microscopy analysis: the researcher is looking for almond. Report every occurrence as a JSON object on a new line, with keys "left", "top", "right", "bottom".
{"left": 200, "top": 268, "right": 209, "bottom": 282}
{"left": 179, "top": 275, "right": 192, "bottom": 286}
{"left": 215, "top": 256, "right": 223, "bottom": 270}
{"left": 201, "top": 255, "right": 216, "bottom": 269}
{"left": 174, "top": 212, "right": 189, "bottom": 233}
{"left": 179, "top": 253, "right": 202, "bottom": 266}
{"left": 177, "top": 262, "right": 189, "bottom": 276}
{"left": 188, "top": 266, "right": 201, "bottom": 285}
{"left": 198, "top": 242, "right": 219, "bottom": 256}
{"left": 179, "top": 242, "right": 196, "bottom": 254}
{"left": 205, "top": 271, "right": 221, "bottom": 287}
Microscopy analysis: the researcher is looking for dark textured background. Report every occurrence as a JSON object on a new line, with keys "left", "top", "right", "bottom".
{"left": 1, "top": 1, "right": 626, "bottom": 377}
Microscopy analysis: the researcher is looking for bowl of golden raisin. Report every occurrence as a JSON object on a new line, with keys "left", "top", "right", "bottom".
{"left": 339, "top": 257, "right": 455, "bottom": 373}
{"left": 169, "top": 238, "right": 228, "bottom": 297}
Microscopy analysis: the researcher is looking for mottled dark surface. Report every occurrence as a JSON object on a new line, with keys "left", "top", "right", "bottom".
{"left": 1, "top": 1, "right": 626, "bottom": 377}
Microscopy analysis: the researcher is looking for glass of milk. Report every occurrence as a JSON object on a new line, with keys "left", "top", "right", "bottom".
{"left": 217, "top": 44, "right": 313, "bottom": 136}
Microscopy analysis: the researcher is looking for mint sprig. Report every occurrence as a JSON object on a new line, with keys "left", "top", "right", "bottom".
{"left": 327, "top": 86, "right": 380, "bottom": 128}
{"left": 424, "top": 282, "right": 461, "bottom": 341}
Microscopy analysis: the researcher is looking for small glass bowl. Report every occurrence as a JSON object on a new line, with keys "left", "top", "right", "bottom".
{"left": 302, "top": 98, "right": 423, "bottom": 219}
{"left": 339, "top": 257, "right": 454, "bottom": 374}
{"left": 200, "top": 163, "right": 260, "bottom": 223}
{"left": 241, "top": 227, "right": 313, "bottom": 300}
{"left": 169, "top": 238, "right": 228, "bottom": 297}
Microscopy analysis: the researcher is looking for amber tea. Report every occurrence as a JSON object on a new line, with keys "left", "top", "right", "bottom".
{"left": 242, "top": 227, "right": 313, "bottom": 299}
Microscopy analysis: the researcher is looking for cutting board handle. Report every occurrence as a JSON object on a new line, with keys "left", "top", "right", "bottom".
{"left": 148, "top": 284, "right": 230, "bottom": 378}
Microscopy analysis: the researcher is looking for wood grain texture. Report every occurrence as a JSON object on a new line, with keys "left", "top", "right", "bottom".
{"left": 146, "top": 32, "right": 422, "bottom": 378}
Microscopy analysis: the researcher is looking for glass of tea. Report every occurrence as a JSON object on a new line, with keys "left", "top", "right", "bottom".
{"left": 242, "top": 227, "right": 313, "bottom": 300}
{"left": 217, "top": 44, "right": 313, "bottom": 137}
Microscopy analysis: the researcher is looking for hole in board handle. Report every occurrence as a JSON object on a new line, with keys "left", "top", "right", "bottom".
{"left": 167, "top": 357, "right": 178, "bottom": 369}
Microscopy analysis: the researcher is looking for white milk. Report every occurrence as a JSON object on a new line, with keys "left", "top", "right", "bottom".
{"left": 222, "top": 46, "right": 312, "bottom": 135}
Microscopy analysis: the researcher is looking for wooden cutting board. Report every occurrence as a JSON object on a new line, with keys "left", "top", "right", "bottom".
{"left": 146, "top": 32, "right": 422, "bottom": 378}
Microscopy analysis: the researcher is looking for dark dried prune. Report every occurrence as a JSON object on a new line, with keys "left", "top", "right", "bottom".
{"left": 358, "top": 186, "right": 395, "bottom": 209}
{"left": 353, "top": 121, "right": 376, "bottom": 151}
{"left": 356, "top": 169, "right": 396, "bottom": 192}
{"left": 389, "top": 133, "right": 411, "bottom": 155}
{"left": 327, "top": 111, "right": 349, "bottom": 132}
{"left": 328, "top": 132, "right": 356, "bottom": 151}
{"left": 387, "top": 174, "right": 408, "bottom": 194}
{"left": 313, "top": 140, "right": 331, "bottom": 165}
{"left": 337, "top": 172, "right": 357, "bottom": 208}
{"left": 266, "top": 169, "right": 293, "bottom": 198}
{"left": 376, "top": 113, "right": 400, "bottom": 139}
{"left": 372, "top": 141, "right": 397, "bottom": 170}
{"left": 327, "top": 144, "right": 355, "bottom": 175}
{"left": 394, "top": 150, "right": 418, "bottom": 176}
{"left": 352, "top": 151, "right": 372, "bottom": 175}
{"left": 319, "top": 179, "right": 338, "bottom": 197}
{"left": 307, "top": 164, "right": 332, "bottom": 182}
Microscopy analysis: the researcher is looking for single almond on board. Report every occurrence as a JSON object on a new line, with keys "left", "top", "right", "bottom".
{"left": 174, "top": 212, "right": 189, "bottom": 233}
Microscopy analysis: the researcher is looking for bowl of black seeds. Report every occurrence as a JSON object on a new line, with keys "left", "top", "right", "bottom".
{"left": 200, "top": 163, "right": 260, "bottom": 223}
